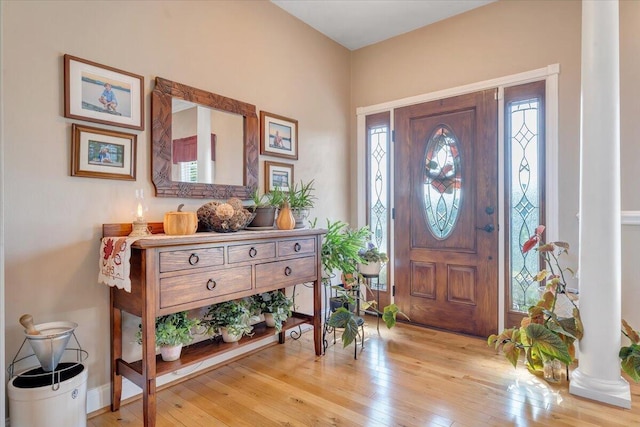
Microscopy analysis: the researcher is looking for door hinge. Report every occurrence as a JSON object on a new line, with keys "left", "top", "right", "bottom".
{"left": 392, "top": 129, "right": 395, "bottom": 142}
{"left": 392, "top": 285, "right": 396, "bottom": 297}
{"left": 392, "top": 208, "right": 395, "bottom": 220}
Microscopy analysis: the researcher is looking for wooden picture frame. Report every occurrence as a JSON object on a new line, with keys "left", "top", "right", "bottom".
{"left": 64, "top": 54, "right": 144, "bottom": 130}
{"left": 260, "top": 111, "right": 298, "bottom": 160}
{"left": 265, "top": 161, "right": 293, "bottom": 193}
{"left": 71, "top": 124, "right": 137, "bottom": 180}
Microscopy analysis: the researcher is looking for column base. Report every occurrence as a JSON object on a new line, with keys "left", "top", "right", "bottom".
{"left": 569, "top": 368, "right": 631, "bottom": 408}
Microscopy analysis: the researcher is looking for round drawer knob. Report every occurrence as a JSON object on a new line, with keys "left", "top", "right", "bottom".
{"left": 294, "top": 242, "right": 301, "bottom": 252}
{"left": 284, "top": 266, "right": 292, "bottom": 276}
{"left": 249, "top": 247, "right": 257, "bottom": 258}
{"left": 206, "top": 279, "right": 217, "bottom": 290}
{"left": 189, "top": 253, "right": 199, "bottom": 265}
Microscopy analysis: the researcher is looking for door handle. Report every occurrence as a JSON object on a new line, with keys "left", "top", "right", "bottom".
{"left": 477, "top": 224, "right": 495, "bottom": 233}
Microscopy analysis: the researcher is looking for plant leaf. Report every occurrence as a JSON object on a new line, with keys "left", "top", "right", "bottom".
{"left": 327, "top": 308, "right": 360, "bottom": 347}
{"left": 622, "top": 319, "right": 640, "bottom": 344}
{"left": 502, "top": 342, "right": 521, "bottom": 368}
{"left": 382, "top": 304, "right": 400, "bottom": 329}
{"left": 620, "top": 344, "right": 640, "bottom": 382}
{"left": 534, "top": 270, "right": 549, "bottom": 282}
{"left": 525, "top": 323, "right": 572, "bottom": 365}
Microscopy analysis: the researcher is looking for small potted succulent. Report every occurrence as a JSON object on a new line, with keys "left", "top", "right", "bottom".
{"left": 357, "top": 242, "right": 389, "bottom": 276}
{"left": 136, "top": 311, "right": 200, "bottom": 362}
{"left": 253, "top": 291, "right": 294, "bottom": 332}
{"left": 202, "top": 300, "right": 253, "bottom": 343}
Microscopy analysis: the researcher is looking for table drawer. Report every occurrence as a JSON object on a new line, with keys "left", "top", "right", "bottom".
{"left": 227, "top": 242, "right": 276, "bottom": 264}
{"left": 159, "top": 266, "right": 252, "bottom": 309}
{"left": 278, "top": 238, "right": 316, "bottom": 257}
{"left": 159, "top": 247, "right": 224, "bottom": 273}
{"left": 255, "top": 256, "right": 317, "bottom": 289}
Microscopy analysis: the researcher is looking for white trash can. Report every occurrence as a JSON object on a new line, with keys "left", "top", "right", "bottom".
{"left": 8, "top": 362, "right": 87, "bottom": 427}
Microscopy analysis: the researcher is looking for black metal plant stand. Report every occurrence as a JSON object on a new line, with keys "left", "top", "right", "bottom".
{"left": 322, "top": 280, "right": 365, "bottom": 359}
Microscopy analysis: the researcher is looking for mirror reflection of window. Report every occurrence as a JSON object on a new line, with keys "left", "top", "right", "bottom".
{"left": 170, "top": 99, "right": 243, "bottom": 185}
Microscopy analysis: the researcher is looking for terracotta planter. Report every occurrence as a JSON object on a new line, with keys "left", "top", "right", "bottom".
{"left": 160, "top": 344, "right": 182, "bottom": 362}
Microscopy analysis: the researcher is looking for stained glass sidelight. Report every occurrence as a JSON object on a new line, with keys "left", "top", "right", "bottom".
{"left": 423, "top": 125, "right": 462, "bottom": 240}
{"left": 368, "top": 125, "right": 389, "bottom": 291}
{"left": 508, "top": 98, "right": 541, "bottom": 311}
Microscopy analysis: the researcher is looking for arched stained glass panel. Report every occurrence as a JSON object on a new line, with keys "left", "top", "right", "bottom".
{"left": 423, "top": 125, "right": 462, "bottom": 239}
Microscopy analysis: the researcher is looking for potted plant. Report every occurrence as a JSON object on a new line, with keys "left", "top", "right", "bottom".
{"left": 288, "top": 179, "right": 316, "bottom": 228}
{"left": 253, "top": 291, "right": 294, "bottom": 332}
{"left": 248, "top": 187, "right": 285, "bottom": 228}
{"left": 318, "top": 219, "right": 407, "bottom": 348}
{"left": 203, "top": 300, "right": 253, "bottom": 343}
{"left": 357, "top": 242, "right": 389, "bottom": 276}
{"left": 488, "top": 225, "right": 583, "bottom": 382}
{"left": 136, "top": 311, "right": 200, "bottom": 361}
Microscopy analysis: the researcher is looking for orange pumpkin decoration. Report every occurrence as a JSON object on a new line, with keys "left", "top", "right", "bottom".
{"left": 163, "top": 204, "right": 198, "bottom": 235}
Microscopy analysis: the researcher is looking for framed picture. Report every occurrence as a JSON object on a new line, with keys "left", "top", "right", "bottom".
{"left": 64, "top": 54, "right": 144, "bottom": 130}
{"left": 71, "top": 124, "right": 137, "bottom": 180}
{"left": 260, "top": 111, "right": 298, "bottom": 160}
{"left": 265, "top": 161, "right": 294, "bottom": 193}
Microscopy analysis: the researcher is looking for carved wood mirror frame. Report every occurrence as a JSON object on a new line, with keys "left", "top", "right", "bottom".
{"left": 151, "top": 77, "right": 259, "bottom": 199}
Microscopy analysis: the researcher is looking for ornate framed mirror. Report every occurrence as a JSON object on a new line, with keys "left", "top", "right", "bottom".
{"left": 151, "top": 77, "right": 259, "bottom": 199}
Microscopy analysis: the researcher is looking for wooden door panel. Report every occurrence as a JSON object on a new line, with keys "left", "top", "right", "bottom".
{"left": 447, "top": 265, "right": 477, "bottom": 305}
{"left": 409, "top": 110, "right": 476, "bottom": 252}
{"left": 394, "top": 90, "right": 498, "bottom": 337}
{"left": 410, "top": 262, "right": 436, "bottom": 299}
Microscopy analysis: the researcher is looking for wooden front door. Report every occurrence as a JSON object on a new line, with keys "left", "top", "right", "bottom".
{"left": 394, "top": 90, "right": 498, "bottom": 337}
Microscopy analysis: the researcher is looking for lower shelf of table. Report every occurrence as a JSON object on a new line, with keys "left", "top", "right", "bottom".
{"left": 117, "top": 314, "right": 312, "bottom": 383}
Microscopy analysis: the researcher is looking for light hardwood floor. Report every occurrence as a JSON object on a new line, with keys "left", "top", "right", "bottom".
{"left": 89, "top": 317, "right": 640, "bottom": 426}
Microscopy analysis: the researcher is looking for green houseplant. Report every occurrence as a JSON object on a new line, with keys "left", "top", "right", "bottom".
{"left": 488, "top": 225, "right": 583, "bottom": 380}
{"left": 253, "top": 290, "right": 294, "bottom": 332}
{"left": 203, "top": 300, "right": 253, "bottom": 343}
{"left": 288, "top": 179, "right": 316, "bottom": 228}
{"left": 136, "top": 311, "right": 200, "bottom": 361}
{"left": 318, "top": 219, "right": 407, "bottom": 348}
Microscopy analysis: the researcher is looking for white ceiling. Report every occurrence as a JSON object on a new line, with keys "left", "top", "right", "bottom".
{"left": 271, "top": 0, "right": 495, "bottom": 51}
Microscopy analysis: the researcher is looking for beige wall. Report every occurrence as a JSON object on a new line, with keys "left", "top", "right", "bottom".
{"left": 351, "top": 0, "right": 640, "bottom": 328}
{"left": 1, "top": 0, "right": 351, "bottom": 395}
{"left": 3, "top": 0, "right": 640, "bottom": 413}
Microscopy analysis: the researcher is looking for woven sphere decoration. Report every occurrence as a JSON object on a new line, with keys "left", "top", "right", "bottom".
{"left": 227, "top": 197, "right": 244, "bottom": 211}
{"left": 197, "top": 200, "right": 256, "bottom": 232}
{"left": 215, "top": 203, "right": 235, "bottom": 220}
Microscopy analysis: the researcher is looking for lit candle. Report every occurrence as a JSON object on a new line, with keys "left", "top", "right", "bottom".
{"left": 136, "top": 202, "right": 144, "bottom": 221}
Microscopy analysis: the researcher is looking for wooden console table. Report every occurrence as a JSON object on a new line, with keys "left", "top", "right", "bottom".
{"left": 103, "top": 224, "right": 325, "bottom": 427}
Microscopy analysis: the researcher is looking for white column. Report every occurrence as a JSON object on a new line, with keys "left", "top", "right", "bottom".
{"left": 570, "top": 0, "right": 630, "bottom": 408}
